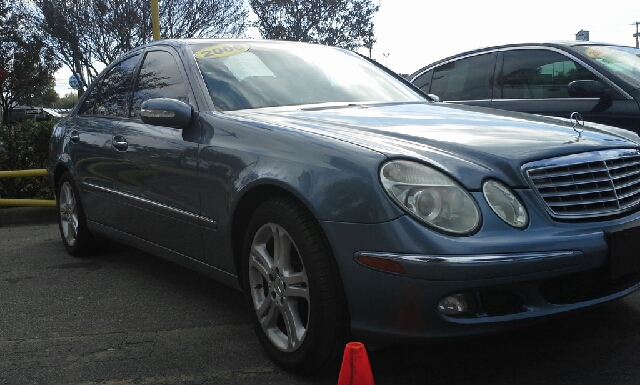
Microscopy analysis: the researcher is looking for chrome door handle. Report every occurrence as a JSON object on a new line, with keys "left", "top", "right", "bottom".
{"left": 113, "top": 135, "right": 128, "bottom": 151}
{"left": 69, "top": 130, "right": 80, "bottom": 143}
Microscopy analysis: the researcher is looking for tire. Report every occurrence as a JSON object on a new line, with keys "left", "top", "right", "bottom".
{"left": 242, "top": 197, "right": 348, "bottom": 374}
{"left": 56, "top": 172, "right": 96, "bottom": 257}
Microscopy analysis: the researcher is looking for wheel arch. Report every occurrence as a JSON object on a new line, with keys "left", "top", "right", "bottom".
{"left": 230, "top": 183, "right": 317, "bottom": 286}
{"left": 228, "top": 181, "right": 348, "bottom": 299}
{"left": 52, "top": 163, "right": 71, "bottom": 198}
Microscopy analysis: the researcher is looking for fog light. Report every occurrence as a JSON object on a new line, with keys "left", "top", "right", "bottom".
{"left": 438, "top": 293, "right": 475, "bottom": 317}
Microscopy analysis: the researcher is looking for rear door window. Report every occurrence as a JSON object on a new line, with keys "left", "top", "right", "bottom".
{"left": 430, "top": 53, "right": 495, "bottom": 101}
{"left": 79, "top": 54, "right": 140, "bottom": 116}
{"left": 412, "top": 70, "right": 433, "bottom": 94}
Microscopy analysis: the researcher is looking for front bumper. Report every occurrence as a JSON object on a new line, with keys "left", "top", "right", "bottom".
{"left": 320, "top": 191, "right": 640, "bottom": 345}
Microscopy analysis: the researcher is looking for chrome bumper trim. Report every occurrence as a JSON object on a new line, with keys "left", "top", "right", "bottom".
{"left": 355, "top": 251, "right": 580, "bottom": 265}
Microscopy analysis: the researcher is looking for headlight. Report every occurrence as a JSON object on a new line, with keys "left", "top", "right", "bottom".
{"left": 380, "top": 160, "right": 481, "bottom": 235}
{"left": 482, "top": 180, "right": 528, "bottom": 229}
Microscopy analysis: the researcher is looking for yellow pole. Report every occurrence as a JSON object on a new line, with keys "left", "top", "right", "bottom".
{"left": 0, "top": 198, "right": 56, "bottom": 207}
{"left": 0, "top": 169, "right": 56, "bottom": 206}
{"left": 0, "top": 169, "right": 48, "bottom": 178}
{"left": 151, "top": 0, "right": 160, "bottom": 41}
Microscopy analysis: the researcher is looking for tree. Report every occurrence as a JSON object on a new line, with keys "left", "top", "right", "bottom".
{"left": 87, "top": 0, "right": 248, "bottom": 63}
{"left": 37, "top": 0, "right": 101, "bottom": 96}
{"left": 250, "top": 0, "right": 379, "bottom": 51}
{"left": 0, "top": 0, "right": 60, "bottom": 126}
{"left": 22, "top": 78, "right": 59, "bottom": 108}
{"left": 37, "top": 0, "right": 249, "bottom": 91}
{"left": 157, "top": 0, "right": 248, "bottom": 39}
{"left": 57, "top": 91, "right": 79, "bottom": 109}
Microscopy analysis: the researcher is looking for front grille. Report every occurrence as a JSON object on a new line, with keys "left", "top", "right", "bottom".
{"left": 525, "top": 149, "right": 640, "bottom": 218}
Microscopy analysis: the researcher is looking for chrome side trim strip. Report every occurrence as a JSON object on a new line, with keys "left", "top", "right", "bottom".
{"left": 355, "top": 251, "right": 579, "bottom": 265}
{"left": 83, "top": 183, "right": 218, "bottom": 229}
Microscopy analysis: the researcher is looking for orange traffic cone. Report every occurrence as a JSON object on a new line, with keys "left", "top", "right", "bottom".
{"left": 337, "top": 342, "right": 375, "bottom": 385}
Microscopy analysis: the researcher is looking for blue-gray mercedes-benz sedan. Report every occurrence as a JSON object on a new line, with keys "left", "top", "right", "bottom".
{"left": 48, "top": 39, "right": 640, "bottom": 373}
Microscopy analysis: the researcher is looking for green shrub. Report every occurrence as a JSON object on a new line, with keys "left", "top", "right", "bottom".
{"left": 0, "top": 120, "right": 56, "bottom": 200}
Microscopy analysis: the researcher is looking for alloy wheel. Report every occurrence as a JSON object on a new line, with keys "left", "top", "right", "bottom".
{"left": 248, "top": 222, "right": 310, "bottom": 352}
{"left": 59, "top": 181, "right": 79, "bottom": 247}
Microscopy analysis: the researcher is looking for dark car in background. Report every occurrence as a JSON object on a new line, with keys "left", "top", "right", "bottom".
{"left": 6, "top": 106, "right": 60, "bottom": 122}
{"left": 48, "top": 39, "right": 640, "bottom": 373}
{"left": 409, "top": 42, "right": 640, "bottom": 132}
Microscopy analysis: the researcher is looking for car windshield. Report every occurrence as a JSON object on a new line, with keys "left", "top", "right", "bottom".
{"left": 189, "top": 41, "right": 424, "bottom": 110}
{"left": 573, "top": 45, "right": 640, "bottom": 90}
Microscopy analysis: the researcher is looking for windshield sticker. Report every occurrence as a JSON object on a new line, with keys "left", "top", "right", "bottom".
{"left": 585, "top": 46, "right": 611, "bottom": 59}
{"left": 223, "top": 52, "right": 275, "bottom": 82}
{"left": 195, "top": 44, "right": 249, "bottom": 59}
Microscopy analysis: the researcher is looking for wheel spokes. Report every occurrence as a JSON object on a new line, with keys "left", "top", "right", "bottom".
{"left": 272, "top": 225, "right": 292, "bottom": 274}
{"left": 281, "top": 299, "right": 304, "bottom": 350}
{"left": 59, "top": 182, "right": 78, "bottom": 246}
{"left": 282, "top": 272, "right": 309, "bottom": 300}
{"left": 258, "top": 296, "right": 279, "bottom": 329}
{"left": 249, "top": 244, "right": 273, "bottom": 280}
{"left": 249, "top": 222, "right": 310, "bottom": 353}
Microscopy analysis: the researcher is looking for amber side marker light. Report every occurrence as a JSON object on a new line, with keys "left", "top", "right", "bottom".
{"left": 356, "top": 255, "right": 406, "bottom": 274}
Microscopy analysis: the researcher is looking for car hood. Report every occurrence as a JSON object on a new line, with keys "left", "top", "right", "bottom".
{"left": 228, "top": 102, "right": 640, "bottom": 188}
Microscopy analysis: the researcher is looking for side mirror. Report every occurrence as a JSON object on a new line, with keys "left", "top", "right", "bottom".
{"left": 568, "top": 80, "right": 605, "bottom": 98}
{"left": 140, "top": 98, "right": 193, "bottom": 129}
{"left": 428, "top": 93, "right": 441, "bottom": 102}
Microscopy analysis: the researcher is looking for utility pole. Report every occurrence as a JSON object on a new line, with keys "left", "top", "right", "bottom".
{"left": 633, "top": 21, "right": 640, "bottom": 48}
{"left": 383, "top": 53, "right": 390, "bottom": 67}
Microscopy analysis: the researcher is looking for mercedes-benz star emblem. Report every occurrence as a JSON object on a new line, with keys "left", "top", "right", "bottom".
{"left": 570, "top": 112, "right": 584, "bottom": 133}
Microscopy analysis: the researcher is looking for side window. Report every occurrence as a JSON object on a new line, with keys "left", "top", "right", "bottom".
{"left": 500, "top": 50, "right": 603, "bottom": 99}
{"left": 131, "top": 50, "right": 189, "bottom": 117}
{"left": 412, "top": 70, "right": 433, "bottom": 93}
{"left": 429, "top": 53, "right": 494, "bottom": 101}
{"left": 78, "top": 85, "right": 99, "bottom": 115}
{"left": 79, "top": 55, "right": 140, "bottom": 116}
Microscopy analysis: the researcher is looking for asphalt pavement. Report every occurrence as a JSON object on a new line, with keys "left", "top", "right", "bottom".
{"left": 0, "top": 206, "right": 57, "bottom": 226}
{"left": 2, "top": 207, "right": 640, "bottom": 384}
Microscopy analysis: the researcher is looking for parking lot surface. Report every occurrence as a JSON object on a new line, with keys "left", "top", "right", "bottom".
{"left": 2, "top": 219, "right": 640, "bottom": 384}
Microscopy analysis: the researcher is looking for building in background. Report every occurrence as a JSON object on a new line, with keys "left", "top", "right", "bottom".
{"left": 576, "top": 30, "right": 589, "bottom": 41}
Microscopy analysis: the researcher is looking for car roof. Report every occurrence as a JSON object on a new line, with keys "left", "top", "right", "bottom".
{"left": 409, "top": 41, "right": 636, "bottom": 79}
{"left": 134, "top": 38, "right": 326, "bottom": 51}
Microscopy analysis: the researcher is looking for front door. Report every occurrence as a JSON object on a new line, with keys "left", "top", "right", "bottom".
{"left": 112, "top": 48, "right": 204, "bottom": 261}
{"left": 491, "top": 49, "right": 640, "bottom": 131}
{"left": 68, "top": 54, "right": 141, "bottom": 229}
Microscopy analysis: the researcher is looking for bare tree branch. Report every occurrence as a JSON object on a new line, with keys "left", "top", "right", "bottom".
{"left": 251, "top": 0, "right": 378, "bottom": 51}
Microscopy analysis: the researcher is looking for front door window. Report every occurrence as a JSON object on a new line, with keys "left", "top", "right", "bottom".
{"left": 499, "top": 50, "right": 604, "bottom": 99}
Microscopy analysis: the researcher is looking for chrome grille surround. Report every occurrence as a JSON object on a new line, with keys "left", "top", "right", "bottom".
{"left": 523, "top": 149, "right": 640, "bottom": 219}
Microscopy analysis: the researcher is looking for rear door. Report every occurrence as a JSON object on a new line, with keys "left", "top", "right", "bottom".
{"left": 67, "top": 53, "right": 141, "bottom": 229}
{"left": 412, "top": 52, "right": 497, "bottom": 108}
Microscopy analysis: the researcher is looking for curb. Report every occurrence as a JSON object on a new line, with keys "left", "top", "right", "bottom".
{"left": 0, "top": 206, "right": 58, "bottom": 226}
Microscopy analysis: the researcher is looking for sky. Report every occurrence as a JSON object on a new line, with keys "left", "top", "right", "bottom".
{"left": 54, "top": 0, "right": 640, "bottom": 96}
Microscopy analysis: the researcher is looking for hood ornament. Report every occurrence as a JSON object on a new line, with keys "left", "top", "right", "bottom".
{"left": 570, "top": 112, "right": 584, "bottom": 134}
